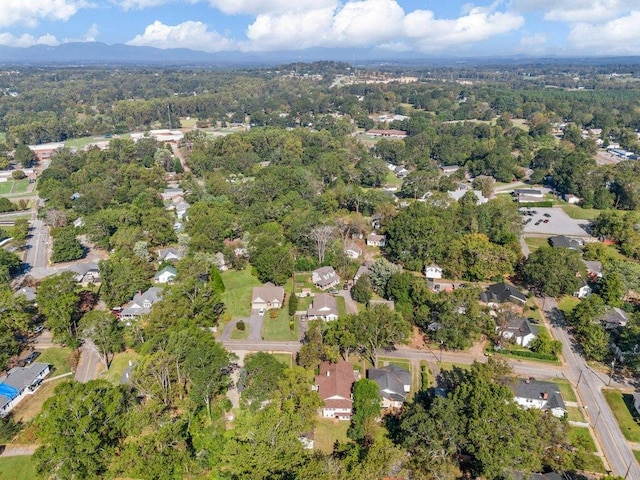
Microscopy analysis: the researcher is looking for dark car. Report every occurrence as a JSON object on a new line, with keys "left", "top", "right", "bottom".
{"left": 543, "top": 213, "right": 551, "bottom": 218}
{"left": 24, "top": 351, "right": 41, "bottom": 364}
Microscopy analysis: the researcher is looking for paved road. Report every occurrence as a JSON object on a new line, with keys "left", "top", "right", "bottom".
{"left": 542, "top": 297, "right": 640, "bottom": 478}
{"left": 336, "top": 289, "right": 358, "bottom": 314}
{"left": 74, "top": 339, "right": 103, "bottom": 383}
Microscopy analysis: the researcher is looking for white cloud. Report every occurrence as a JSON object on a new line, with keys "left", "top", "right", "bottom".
{"left": 510, "top": 0, "right": 640, "bottom": 23}
{"left": 0, "top": 0, "right": 88, "bottom": 28}
{"left": 568, "top": 11, "right": 640, "bottom": 53}
{"left": 64, "top": 23, "right": 99, "bottom": 43}
{"left": 111, "top": 0, "right": 175, "bottom": 11}
{"left": 245, "top": 0, "right": 523, "bottom": 52}
{"left": 208, "top": 0, "right": 337, "bottom": 15}
{"left": 127, "top": 20, "right": 236, "bottom": 52}
{"left": 0, "top": 32, "right": 59, "bottom": 47}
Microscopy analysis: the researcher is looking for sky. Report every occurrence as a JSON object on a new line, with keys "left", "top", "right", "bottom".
{"left": 0, "top": 0, "right": 639, "bottom": 56}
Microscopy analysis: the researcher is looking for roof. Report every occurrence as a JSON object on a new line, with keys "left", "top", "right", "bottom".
{"left": 121, "top": 287, "right": 163, "bottom": 316}
{"left": 513, "top": 379, "right": 566, "bottom": 411}
{"left": 14, "top": 286, "right": 36, "bottom": 302}
{"left": 157, "top": 247, "right": 181, "bottom": 260}
{"left": 367, "top": 233, "right": 386, "bottom": 242}
{"left": 315, "top": 361, "right": 356, "bottom": 408}
{"left": 501, "top": 317, "right": 538, "bottom": 338}
{"left": 513, "top": 188, "right": 543, "bottom": 195}
{"left": 344, "top": 242, "right": 362, "bottom": 254}
{"left": 0, "top": 362, "right": 50, "bottom": 408}
{"left": 67, "top": 262, "right": 100, "bottom": 276}
{"left": 481, "top": 283, "right": 527, "bottom": 304}
{"left": 601, "top": 307, "right": 629, "bottom": 329}
{"left": 549, "top": 235, "right": 581, "bottom": 250}
{"left": 354, "top": 265, "right": 370, "bottom": 281}
{"left": 252, "top": 283, "right": 285, "bottom": 304}
{"left": 307, "top": 293, "right": 338, "bottom": 318}
{"left": 368, "top": 364, "right": 411, "bottom": 402}
{"left": 312, "top": 266, "right": 339, "bottom": 288}
{"left": 583, "top": 260, "right": 603, "bottom": 275}
{"left": 154, "top": 265, "right": 177, "bottom": 279}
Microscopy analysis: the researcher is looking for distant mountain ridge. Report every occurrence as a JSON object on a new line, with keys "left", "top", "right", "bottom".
{"left": 0, "top": 42, "right": 639, "bottom": 67}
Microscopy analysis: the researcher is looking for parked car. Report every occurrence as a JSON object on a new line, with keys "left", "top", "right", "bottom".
{"left": 258, "top": 308, "right": 265, "bottom": 317}
{"left": 24, "top": 351, "right": 41, "bottom": 364}
{"left": 329, "top": 289, "right": 339, "bottom": 295}
{"left": 543, "top": 213, "right": 551, "bottom": 218}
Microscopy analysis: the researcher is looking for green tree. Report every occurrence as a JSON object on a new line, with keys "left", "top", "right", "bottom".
{"left": 0, "top": 284, "right": 30, "bottom": 368}
{"left": 288, "top": 291, "right": 299, "bottom": 316}
{"left": 523, "top": 246, "right": 587, "bottom": 297}
{"left": 240, "top": 352, "right": 286, "bottom": 408}
{"left": 348, "top": 378, "right": 382, "bottom": 445}
{"left": 599, "top": 272, "right": 626, "bottom": 307}
{"left": 80, "top": 310, "right": 124, "bottom": 369}
{"left": 351, "top": 274, "right": 372, "bottom": 305}
{"left": 34, "top": 380, "right": 132, "bottom": 479}
{"left": 252, "top": 244, "right": 294, "bottom": 285}
{"left": 9, "top": 217, "right": 29, "bottom": 249}
{"left": 0, "top": 249, "right": 22, "bottom": 282}
{"left": 51, "top": 227, "right": 84, "bottom": 263}
{"left": 37, "top": 272, "right": 80, "bottom": 347}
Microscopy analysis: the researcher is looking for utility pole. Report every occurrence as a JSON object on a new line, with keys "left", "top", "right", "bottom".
{"left": 167, "top": 105, "right": 172, "bottom": 130}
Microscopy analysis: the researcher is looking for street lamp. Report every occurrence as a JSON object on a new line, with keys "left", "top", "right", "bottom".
{"left": 439, "top": 340, "right": 444, "bottom": 363}
{"left": 609, "top": 359, "right": 616, "bottom": 386}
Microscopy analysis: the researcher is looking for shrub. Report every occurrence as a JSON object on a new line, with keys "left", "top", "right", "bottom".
{"left": 236, "top": 320, "right": 245, "bottom": 331}
{"left": 11, "top": 170, "right": 26, "bottom": 180}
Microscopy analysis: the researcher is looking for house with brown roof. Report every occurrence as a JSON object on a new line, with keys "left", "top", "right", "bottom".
{"left": 314, "top": 361, "right": 357, "bottom": 420}
{"left": 306, "top": 293, "right": 339, "bottom": 321}
{"left": 251, "top": 283, "right": 285, "bottom": 311}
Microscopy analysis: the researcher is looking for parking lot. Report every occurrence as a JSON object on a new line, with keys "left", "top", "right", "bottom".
{"left": 521, "top": 207, "right": 594, "bottom": 237}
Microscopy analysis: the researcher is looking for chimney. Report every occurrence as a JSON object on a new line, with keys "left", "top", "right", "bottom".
{"left": 542, "top": 392, "right": 548, "bottom": 400}
{"left": 326, "top": 371, "right": 331, "bottom": 377}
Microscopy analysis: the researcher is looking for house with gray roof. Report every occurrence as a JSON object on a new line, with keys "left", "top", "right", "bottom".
{"left": 368, "top": 364, "right": 411, "bottom": 409}
{"left": 120, "top": 287, "right": 163, "bottom": 320}
{"left": 157, "top": 247, "right": 182, "bottom": 263}
{"left": 600, "top": 307, "right": 629, "bottom": 330}
{"left": 306, "top": 293, "right": 338, "bottom": 322}
{"left": 512, "top": 378, "right": 566, "bottom": 418}
{"left": 67, "top": 262, "right": 101, "bottom": 285}
{"left": 251, "top": 283, "right": 285, "bottom": 311}
{"left": 154, "top": 265, "right": 177, "bottom": 284}
{"left": 583, "top": 260, "right": 603, "bottom": 280}
{"left": 481, "top": 283, "right": 527, "bottom": 305}
{"left": 498, "top": 317, "right": 538, "bottom": 347}
{"left": 14, "top": 286, "right": 36, "bottom": 303}
{"left": 0, "top": 362, "right": 50, "bottom": 417}
{"left": 312, "top": 266, "right": 340, "bottom": 290}
{"left": 549, "top": 235, "right": 582, "bottom": 250}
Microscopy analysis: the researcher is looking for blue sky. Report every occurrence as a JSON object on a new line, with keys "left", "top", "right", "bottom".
{"left": 1, "top": 1, "right": 639, "bottom": 56}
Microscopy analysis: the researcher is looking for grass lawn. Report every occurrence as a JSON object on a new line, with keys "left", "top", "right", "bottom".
{"left": 553, "top": 378, "right": 578, "bottom": 402}
{"left": 262, "top": 308, "right": 298, "bottom": 341}
{"left": 0, "top": 179, "right": 28, "bottom": 196}
{"left": 634, "top": 450, "right": 640, "bottom": 465}
{"left": 524, "top": 236, "right": 549, "bottom": 252}
{"left": 384, "top": 171, "right": 403, "bottom": 187}
{"left": 38, "top": 347, "right": 73, "bottom": 375}
{"left": 314, "top": 418, "right": 349, "bottom": 453}
{"left": 294, "top": 272, "right": 317, "bottom": 292}
{"left": 0, "top": 456, "right": 37, "bottom": 480}
{"left": 99, "top": 350, "right": 140, "bottom": 385}
{"left": 180, "top": 117, "right": 198, "bottom": 128}
{"left": 221, "top": 266, "right": 262, "bottom": 318}
{"left": 11, "top": 378, "right": 68, "bottom": 423}
{"left": 567, "top": 406, "right": 586, "bottom": 423}
{"left": 230, "top": 323, "right": 249, "bottom": 340}
{"left": 336, "top": 296, "right": 347, "bottom": 318}
{"left": 492, "top": 348, "right": 561, "bottom": 366}
{"left": 272, "top": 353, "right": 293, "bottom": 368}
{"left": 561, "top": 205, "right": 602, "bottom": 221}
{"left": 420, "top": 361, "right": 434, "bottom": 390}
{"left": 558, "top": 296, "right": 580, "bottom": 316}
{"left": 603, "top": 389, "right": 640, "bottom": 442}
{"left": 378, "top": 357, "right": 411, "bottom": 371}
{"left": 568, "top": 427, "right": 606, "bottom": 473}
{"left": 523, "top": 299, "right": 542, "bottom": 321}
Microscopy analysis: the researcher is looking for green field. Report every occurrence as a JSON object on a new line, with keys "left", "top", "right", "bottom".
{"left": 99, "top": 350, "right": 140, "bottom": 385}
{"left": 524, "top": 236, "right": 549, "bottom": 252}
{"left": 314, "top": 418, "right": 349, "bottom": 453}
{"left": 272, "top": 353, "right": 293, "bottom": 368}
{"left": 38, "top": 347, "right": 73, "bottom": 375}
{"left": 553, "top": 378, "right": 578, "bottom": 402}
{"left": 603, "top": 389, "right": 640, "bottom": 442}
{"left": 558, "top": 296, "right": 580, "bottom": 316}
{"left": 0, "top": 179, "right": 29, "bottom": 196}
{"left": 221, "top": 266, "right": 262, "bottom": 318}
{"left": 0, "top": 456, "right": 37, "bottom": 480}
{"left": 561, "top": 205, "right": 602, "bottom": 220}
{"left": 261, "top": 307, "right": 298, "bottom": 341}
{"left": 634, "top": 450, "right": 640, "bottom": 465}
{"left": 567, "top": 406, "right": 586, "bottom": 423}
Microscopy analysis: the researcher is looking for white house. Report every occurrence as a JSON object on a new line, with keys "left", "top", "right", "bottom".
{"left": 513, "top": 379, "right": 567, "bottom": 418}
{"left": 424, "top": 264, "right": 443, "bottom": 280}
{"left": 366, "top": 233, "right": 386, "bottom": 247}
{"left": 344, "top": 242, "right": 362, "bottom": 259}
{"left": 0, "top": 362, "right": 51, "bottom": 417}
{"left": 498, "top": 317, "right": 538, "bottom": 347}
{"left": 120, "top": 287, "right": 163, "bottom": 320}
{"left": 573, "top": 281, "right": 592, "bottom": 299}
{"left": 306, "top": 293, "right": 339, "bottom": 322}
{"left": 564, "top": 194, "right": 581, "bottom": 204}
{"left": 154, "top": 265, "right": 177, "bottom": 284}
{"left": 312, "top": 266, "right": 341, "bottom": 290}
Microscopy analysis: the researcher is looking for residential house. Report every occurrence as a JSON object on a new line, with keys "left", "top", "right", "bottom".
{"left": 368, "top": 364, "right": 411, "bottom": 409}
{"left": 498, "top": 317, "right": 538, "bottom": 347}
{"left": 513, "top": 378, "right": 567, "bottom": 418}
{"left": 161, "top": 187, "right": 184, "bottom": 202}
{"left": 0, "top": 362, "right": 51, "bottom": 417}
{"left": 564, "top": 194, "right": 581, "bottom": 204}
{"left": 354, "top": 264, "right": 370, "bottom": 283}
{"left": 394, "top": 166, "right": 409, "bottom": 178}
{"left": 369, "top": 299, "right": 395, "bottom": 310}
{"left": 67, "top": 263, "right": 101, "bottom": 285}
{"left": 157, "top": 247, "right": 182, "bottom": 263}
{"left": 480, "top": 283, "right": 527, "bottom": 306}
{"left": 73, "top": 217, "right": 84, "bottom": 228}
{"left": 306, "top": 293, "right": 339, "bottom": 321}
{"left": 583, "top": 260, "right": 603, "bottom": 281}
{"left": 28, "top": 142, "right": 64, "bottom": 162}
{"left": 344, "top": 242, "right": 362, "bottom": 259}
{"left": 314, "top": 361, "right": 357, "bottom": 420}
{"left": 548, "top": 235, "right": 582, "bottom": 250}
{"left": 573, "top": 281, "right": 592, "bottom": 299}
{"left": 120, "top": 287, "right": 163, "bottom": 320}
{"left": 175, "top": 200, "right": 190, "bottom": 220}
{"left": 366, "top": 233, "right": 386, "bottom": 247}
{"left": 251, "top": 283, "right": 285, "bottom": 311}
{"left": 154, "top": 265, "right": 177, "bottom": 284}
{"left": 312, "top": 266, "right": 341, "bottom": 291}
{"left": 600, "top": 307, "right": 629, "bottom": 330}
{"left": 364, "top": 128, "right": 408, "bottom": 139}
{"left": 513, "top": 188, "right": 544, "bottom": 198}
{"left": 424, "top": 264, "right": 443, "bottom": 280}
{"left": 14, "top": 286, "right": 36, "bottom": 303}
{"left": 448, "top": 188, "right": 489, "bottom": 205}
{"left": 440, "top": 165, "right": 460, "bottom": 176}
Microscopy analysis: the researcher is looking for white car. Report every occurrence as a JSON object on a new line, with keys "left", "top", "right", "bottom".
{"left": 258, "top": 308, "right": 265, "bottom": 316}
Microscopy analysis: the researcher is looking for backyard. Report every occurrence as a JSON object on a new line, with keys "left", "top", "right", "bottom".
{"left": 99, "top": 350, "right": 141, "bottom": 385}
{"left": 314, "top": 418, "right": 349, "bottom": 453}
{"left": 0, "top": 456, "right": 36, "bottom": 480}
{"left": 220, "top": 267, "right": 262, "bottom": 318}
{"left": 38, "top": 347, "right": 73, "bottom": 375}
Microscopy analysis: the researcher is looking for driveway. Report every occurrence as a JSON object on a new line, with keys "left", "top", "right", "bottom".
{"left": 336, "top": 290, "right": 358, "bottom": 315}
{"left": 74, "top": 339, "right": 103, "bottom": 383}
